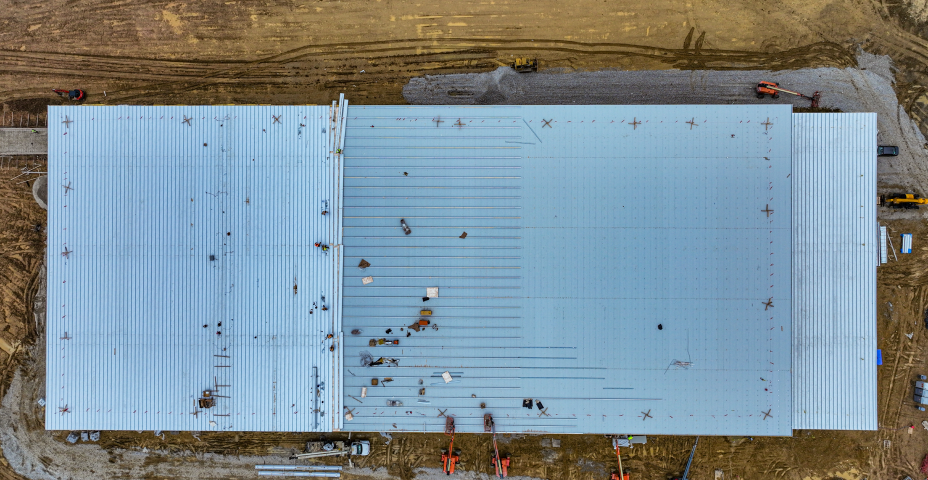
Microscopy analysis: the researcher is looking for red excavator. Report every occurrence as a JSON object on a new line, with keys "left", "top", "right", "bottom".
{"left": 441, "top": 417, "right": 460, "bottom": 475}
{"left": 755, "top": 81, "right": 820, "bottom": 108}
{"left": 53, "top": 89, "right": 86, "bottom": 101}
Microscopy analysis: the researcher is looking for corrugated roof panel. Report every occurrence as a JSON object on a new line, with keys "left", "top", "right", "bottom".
{"left": 791, "top": 113, "right": 878, "bottom": 430}
{"left": 902, "top": 233, "right": 913, "bottom": 254}
{"left": 880, "top": 226, "right": 888, "bottom": 264}
{"left": 46, "top": 105, "right": 343, "bottom": 432}
{"left": 47, "top": 103, "right": 877, "bottom": 434}
{"left": 341, "top": 105, "right": 793, "bottom": 436}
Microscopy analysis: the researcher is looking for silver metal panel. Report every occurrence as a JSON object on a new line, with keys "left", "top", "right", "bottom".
{"left": 880, "top": 226, "right": 887, "bottom": 264}
{"left": 46, "top": 105, "right": 343, "bottom": 432}
{"left": 791, "top": 113, "right": 878, "bottom": 430}
{"left": 341, "top": 105, "right": 793, "bottom": 435}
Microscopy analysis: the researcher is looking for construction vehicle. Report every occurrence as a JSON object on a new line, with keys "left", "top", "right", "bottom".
{"left": 442, "top": 417, "right": 460, "bottom": 475}
{"left": 511, "top": 58, "right": 538, "bottom": 73}
{"left": 755, "top": 81, "right": 821, "bottom": 108}
{"left": 880, "top": 193, "right": 928, "bottom": 209}
{"left": 670, "top": 437, "right": 699, "bottom": 480}
{"left": 52, "top": 89, "right": 86, "bottom": 101}
{"left": 878, "top": 145, "right": 899, "bottom": 156}
{"left": 492, "top": 452, "right": 510, "bottom": 478}
{"left": 610, "top": 436, "right": 630, "bottom": 480}
{"left": 485, "top": 414, "right": 510, "bottom": 478}
{"left": 290, "top": 440, "right": 370, "bottom": 459}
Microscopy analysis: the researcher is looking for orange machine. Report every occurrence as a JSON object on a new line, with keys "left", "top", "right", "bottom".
{"left": 487, "top": 414, "right": 510, "bottom": 478}
{"left": 441, "top": 417, "right": 460, "bottom": 475}
{"left": 492, "top": 452, "right": 510, "bottom": 478}
{"left": 610, "top": 436, "right": 630, "bottom": 480}
{"left": 52, "top": 89, "right": 86, "bottom": 101}
{"left": 756, "top": 81, "right": 821, "bottom": 108}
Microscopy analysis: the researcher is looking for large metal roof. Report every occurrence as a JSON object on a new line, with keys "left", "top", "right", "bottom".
{"left": 340, "top": 105, "right": 794, "bottom": 435}
{"left": 790, "top": 113, "right": 878, "bottom": 430}
{"left": 46, "top": 103, "right": 346, "bottom": 432}
{"left": 45, "top": 102, "right": 878, "bottom": 435}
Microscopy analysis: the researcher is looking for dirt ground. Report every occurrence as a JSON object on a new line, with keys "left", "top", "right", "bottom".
{"left": 5, "top": 0, "right": 928, "bottom": 478}
{"left": 0, "top": 160, "right": 45, "bottom": 480}
{"left": 0, "top": 161, "right": 45, "bottom": 406}
{"left": 0, "top": 0, "right": 924, "bottom": 127}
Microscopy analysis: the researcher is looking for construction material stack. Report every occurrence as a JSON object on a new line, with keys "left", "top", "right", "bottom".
{"left": 290, "top": 441, "right": 370, "bottom": 460}
{"left": 916, "top": 380, "right": 928, "bottom": 409}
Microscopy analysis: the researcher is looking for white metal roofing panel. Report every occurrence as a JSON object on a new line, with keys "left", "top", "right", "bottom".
{"left": 341, "top": 104, "right": 793, "bottom": 436}
{"left": 791, "top": 113, "right": 877, "bottom": 430}
{"left": 46, "top": 104, "right": 344, "bottom": 432}
{"left": 902, "top": 233, "right": 913, "bottom": 254}
{"left": 880, "top": 226, "right": 887, "bottom": 264}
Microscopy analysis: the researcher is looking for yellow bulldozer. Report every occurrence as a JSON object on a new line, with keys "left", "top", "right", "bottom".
{"left": 511, "top": 57, "right": 538, "bottom": 73}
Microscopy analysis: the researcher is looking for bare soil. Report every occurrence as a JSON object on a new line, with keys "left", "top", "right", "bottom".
{"left": 0, "top": 160, "right": 45, "bottom": 480}
{"left": 0, "top": 0, "right": 912, "bottom": 114}
{"left": 0, "top": 161, "right": 45, "bottom": 399}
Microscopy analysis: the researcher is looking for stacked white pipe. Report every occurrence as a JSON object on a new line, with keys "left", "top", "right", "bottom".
{"left": 255, "top": 465, "right": 342, "bottom": 477}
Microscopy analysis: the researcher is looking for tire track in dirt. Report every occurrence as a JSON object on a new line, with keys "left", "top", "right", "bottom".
{"left": 0, "top": 164, "right": 45, "bottom": 447}
{"left": 867, "top": 27, "right": 928, "bottom": 137}
{"left": 0, "top": 39, "right": 856, "bottom": 105}
{"left": 1, "top": 0, "right": 140, "bottom": 23}
{"left": 0, "top": 38, "right": 856, "bottom": 78}
{"left": 872, "top": 241, "right": 928, "bottom": 480}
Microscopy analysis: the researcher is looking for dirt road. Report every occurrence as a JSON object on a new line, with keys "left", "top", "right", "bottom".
{"left": 0, "top": 0, "right": 924, "bottom": 119}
